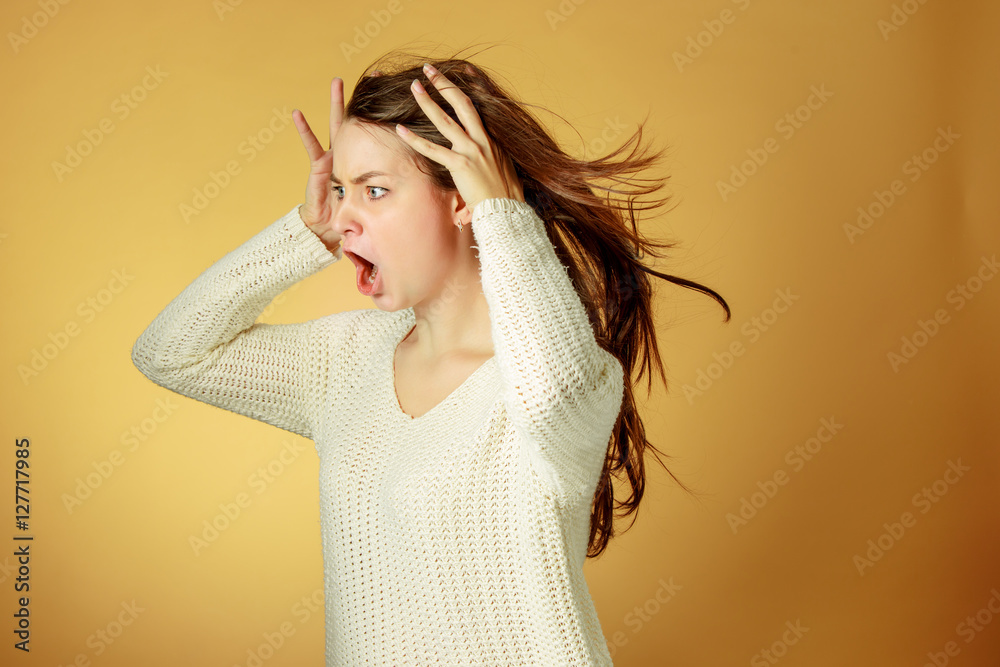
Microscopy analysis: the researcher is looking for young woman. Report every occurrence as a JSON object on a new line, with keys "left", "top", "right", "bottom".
{"left": 132, "top": 49, "right": 730, "bottom": 665}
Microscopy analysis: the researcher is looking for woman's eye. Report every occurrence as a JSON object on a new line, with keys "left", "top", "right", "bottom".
{"left": 333, "top": 186, "right": 388, "bottom": 201}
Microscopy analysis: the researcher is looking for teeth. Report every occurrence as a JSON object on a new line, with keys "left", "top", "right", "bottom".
{"left": 368, "top": 265, "right": 378, "bottom": 283}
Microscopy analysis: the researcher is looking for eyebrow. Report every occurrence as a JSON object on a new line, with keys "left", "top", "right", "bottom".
{"left": 330, "top": 170, "right": 393, "bottom": 185}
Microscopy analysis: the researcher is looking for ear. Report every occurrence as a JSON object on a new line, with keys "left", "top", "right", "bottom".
{"left": 448, "top": 189, "right": 473, "bottom": 229}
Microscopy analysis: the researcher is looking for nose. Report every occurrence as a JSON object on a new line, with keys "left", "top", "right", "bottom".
{"left": 329, "top": 192, "right": 363, "bottom": 239}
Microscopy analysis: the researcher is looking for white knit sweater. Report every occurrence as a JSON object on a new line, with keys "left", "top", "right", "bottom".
{"left": 131, "top": 197, "right": 625, "bottom": 665}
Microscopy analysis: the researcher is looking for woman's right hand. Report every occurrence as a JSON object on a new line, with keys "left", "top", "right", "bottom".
{"left": 292, "top": 77, "right": 348, "bottom": 253}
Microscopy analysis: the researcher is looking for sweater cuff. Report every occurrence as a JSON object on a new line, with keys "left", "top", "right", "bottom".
{"left": 470, "top": 198, "right": 548, "bottom": 252}
{"left": 280, "top": 204, "right": 343, "bottom": 267}
{"left": 472, "top": 197, "right": 537, "bottom": 221}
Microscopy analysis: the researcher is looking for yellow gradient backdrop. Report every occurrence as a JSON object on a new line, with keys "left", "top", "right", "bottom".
{"left": 2, "top": 0, "right": 998, "bottom": 665}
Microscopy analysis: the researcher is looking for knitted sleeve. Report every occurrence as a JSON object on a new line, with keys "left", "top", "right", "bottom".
{"left": 470, "top": 198, "right": 626, "bottom": 500}
{"left": 130, "top": 205, "right": 342, "bottom": 440}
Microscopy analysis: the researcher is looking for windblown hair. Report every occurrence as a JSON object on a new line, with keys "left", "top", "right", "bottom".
{"left": 346, "top": 45, "right": 731, "bottom": 558}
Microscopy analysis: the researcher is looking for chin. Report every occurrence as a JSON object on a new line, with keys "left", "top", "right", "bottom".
{"left": 370, "top": 293, "right": 404, "bottom": 312}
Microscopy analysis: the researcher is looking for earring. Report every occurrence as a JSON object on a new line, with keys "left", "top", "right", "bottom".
{"left": 457, "top": 220, "right": 464, "bottom": 232}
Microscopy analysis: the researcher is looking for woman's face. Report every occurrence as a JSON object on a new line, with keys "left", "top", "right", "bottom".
{"left": 329, "top": 119, "right": 470, "bottom": 312}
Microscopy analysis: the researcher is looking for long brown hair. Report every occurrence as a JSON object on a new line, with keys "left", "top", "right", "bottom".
{"left": 346, "top": 45, "right": 732, "bottom": 558}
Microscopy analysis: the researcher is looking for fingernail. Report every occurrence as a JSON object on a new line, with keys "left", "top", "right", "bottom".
{"left": 412, "top": 79, "right": 425, "bottom": 93}
{"left": 423, "top": 62, "right": 435, "bottom": 74}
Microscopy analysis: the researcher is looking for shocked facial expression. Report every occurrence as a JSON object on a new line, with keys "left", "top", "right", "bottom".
{"left": 329, "top": 119, "right": 469, "bottom": 312}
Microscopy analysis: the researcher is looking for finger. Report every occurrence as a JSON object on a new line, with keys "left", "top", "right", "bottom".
{"left": 293, "top": 110, "right": 325, "bottom": 162}
{"left": 415, "top": 64, "right": 490, "bottom": 150}
{"left": 395, "top": 123, "right": 461, "bottom": 172}
{"left": 329, "top": 77, "right": 344, "bottom": 151}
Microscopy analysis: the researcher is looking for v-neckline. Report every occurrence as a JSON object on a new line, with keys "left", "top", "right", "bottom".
{"left": 386, "top": 311, "right": 496, "bottom": 423}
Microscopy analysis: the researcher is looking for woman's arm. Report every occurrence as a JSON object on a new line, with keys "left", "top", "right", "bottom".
{"left": 131, "top": 205, "right": 342, "bottom": 439}
{"left": 470, "top": 197, "right": 625, "bottom": 499}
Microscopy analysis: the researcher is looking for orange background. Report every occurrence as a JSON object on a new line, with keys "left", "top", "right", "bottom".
{"left": 2, "top": 0, "right": 998, "bottom": 665}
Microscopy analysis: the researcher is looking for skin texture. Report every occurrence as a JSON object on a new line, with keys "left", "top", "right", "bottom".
{"left": 292, "top": 64, "right": 525, "bottom": 366}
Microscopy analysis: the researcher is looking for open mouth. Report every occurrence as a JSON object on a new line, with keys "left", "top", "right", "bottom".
{"left": 345, "top": 250, "right": 380, "bottom": 295}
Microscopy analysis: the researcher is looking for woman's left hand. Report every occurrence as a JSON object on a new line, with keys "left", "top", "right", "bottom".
{"left": 395, "top": 63, "right": 524, "bottom": 220}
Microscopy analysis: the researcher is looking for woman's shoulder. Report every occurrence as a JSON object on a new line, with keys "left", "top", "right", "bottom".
{"left": 310, "top": 307, "right": 414, "bottom": 349}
